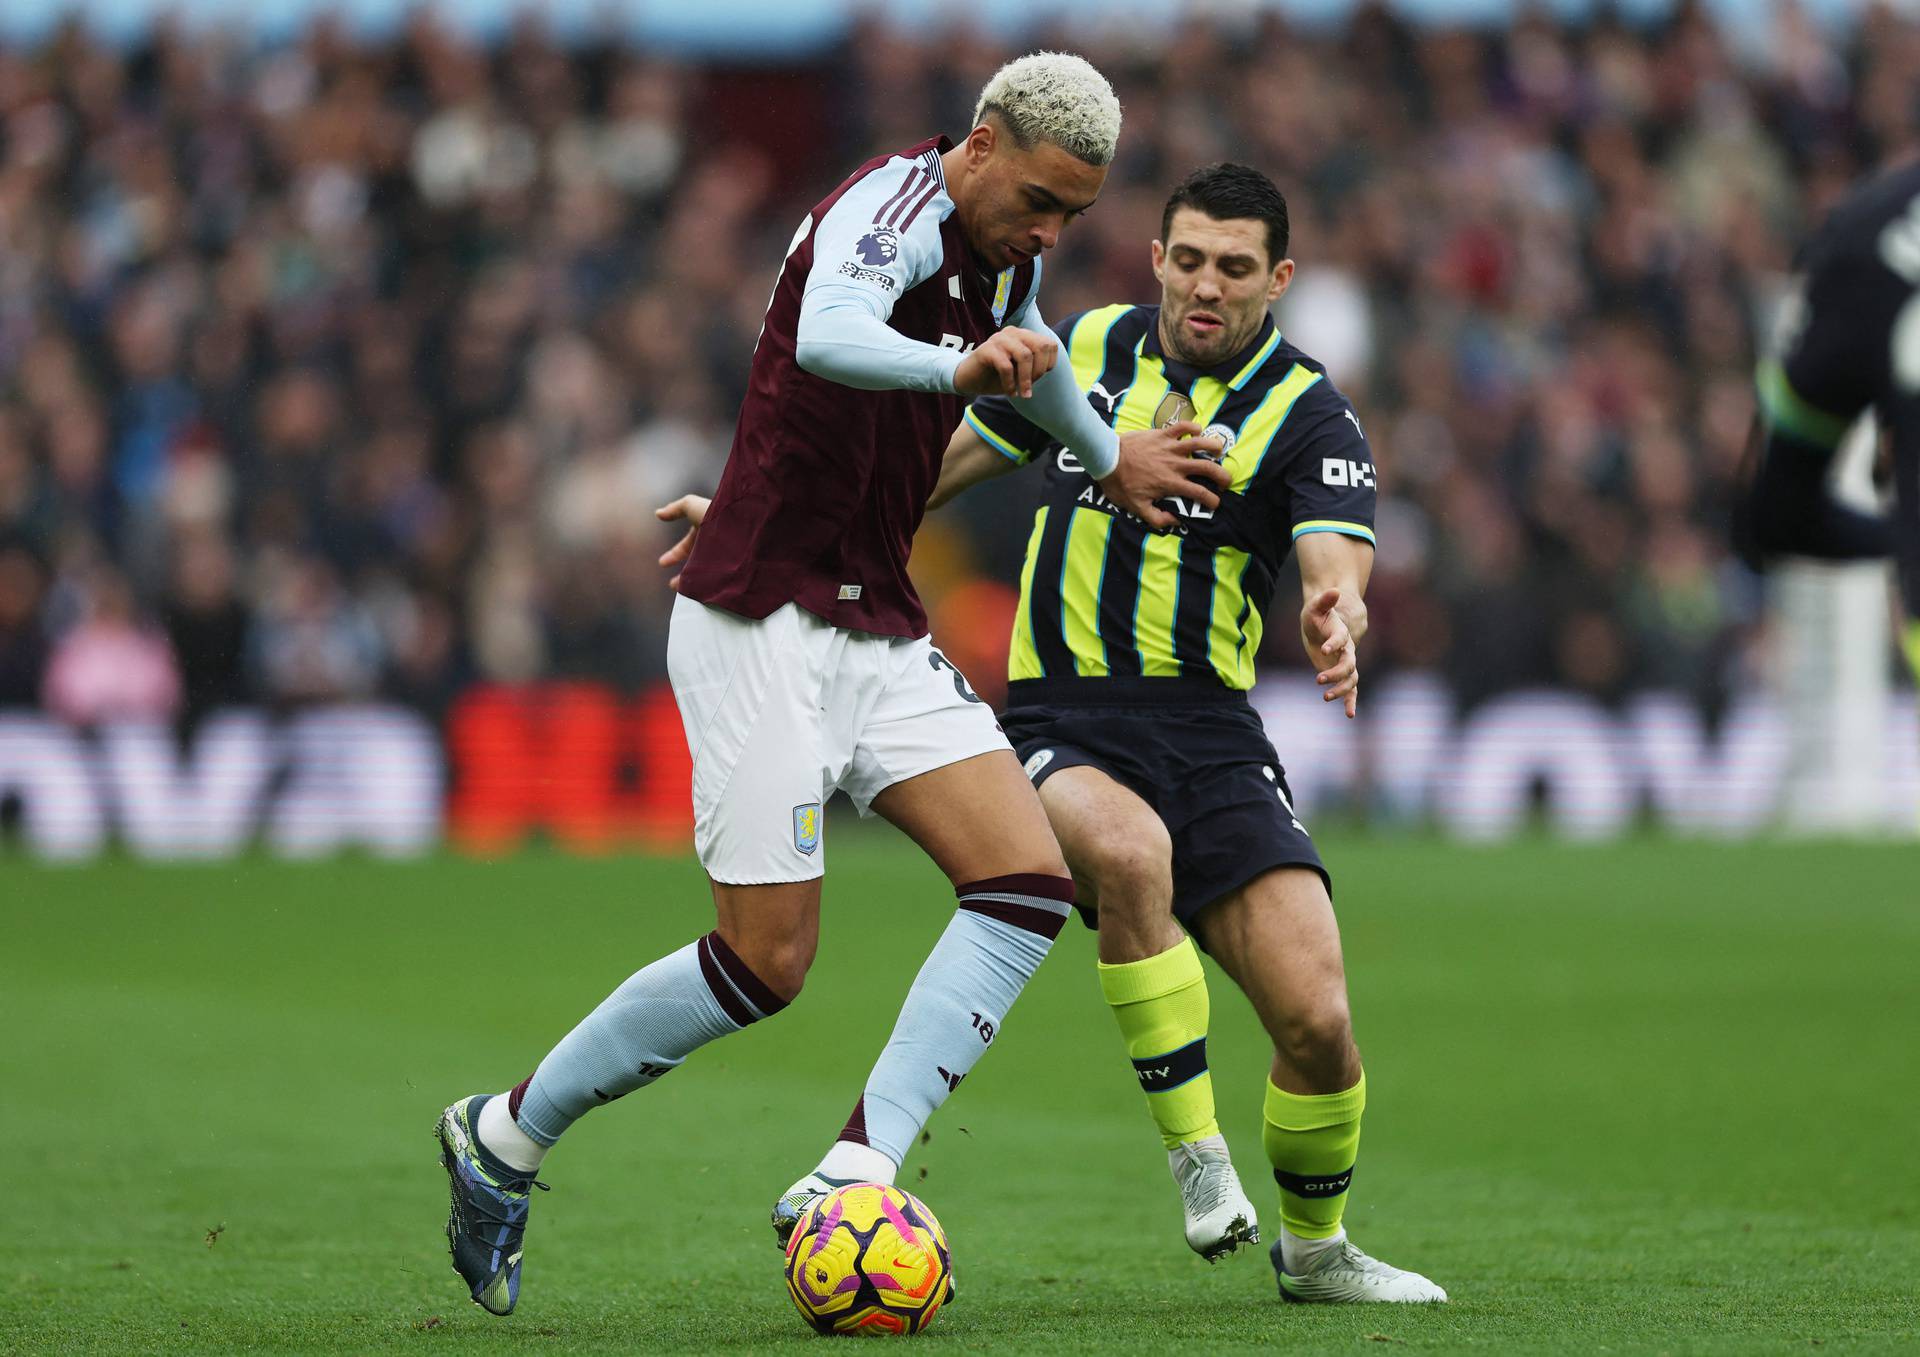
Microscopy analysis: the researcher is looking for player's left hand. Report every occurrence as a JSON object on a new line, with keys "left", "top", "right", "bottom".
{"left": 955, "top": 327, "right": 1058, "bottom": 399}
{"left": 1301, "top": 588, "right": 1359, "bottom": 718}
{"left": 1102, "top": 423, "right": 1232, "bottom": 532}
{"left": 656, "top": 494, "right": 711, "bottom": 591}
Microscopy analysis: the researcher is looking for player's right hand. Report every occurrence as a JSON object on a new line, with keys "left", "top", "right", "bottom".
{"left": 953, "top": 327, "right": 1057, "bottom": 399}
{"left": 655, "top": 494, "right": 711, "bottom": 591}
{"left": 1102, "top": 423, "right": 1233, "bottom": 532}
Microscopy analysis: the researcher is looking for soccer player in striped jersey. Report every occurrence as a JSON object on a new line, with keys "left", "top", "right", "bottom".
{"left": 929, "top": 163, "right": 1446, "bottom": 1303}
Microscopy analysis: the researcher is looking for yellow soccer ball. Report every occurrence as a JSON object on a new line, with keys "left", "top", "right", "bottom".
{"left": 782, "top": 1182, "right": 953, "bottom": 1336}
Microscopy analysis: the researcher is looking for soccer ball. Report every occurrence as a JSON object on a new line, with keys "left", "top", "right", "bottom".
{"left": 782, "top": 1182, "right": 953, "bottom": 1336}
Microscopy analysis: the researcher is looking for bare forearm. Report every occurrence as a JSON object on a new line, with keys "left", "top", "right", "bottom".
{"left": 1295, "top": 534, "right": 1375, "bottom": 719}
{"left": 928, "top": 426, "right": 1019, "bottom": 511}
{"left": 1298, "top": 544, "right": 1372, "bottom": 641}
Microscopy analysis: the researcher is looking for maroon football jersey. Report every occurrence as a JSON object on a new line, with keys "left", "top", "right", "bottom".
{"left": 677, "top": 137, "right": 1038, "bottom": 637}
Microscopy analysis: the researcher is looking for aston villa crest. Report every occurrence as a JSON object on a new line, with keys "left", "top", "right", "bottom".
{"left": 792, "top": 803, "right": 821, "bottom": 855}
{"left": 991, "top": 268, "right": 1014, "bottom": 325}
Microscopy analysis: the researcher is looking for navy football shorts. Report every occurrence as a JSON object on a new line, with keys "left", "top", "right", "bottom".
{"left": 999, "top": 682, "right": 1329, "bottom": 939}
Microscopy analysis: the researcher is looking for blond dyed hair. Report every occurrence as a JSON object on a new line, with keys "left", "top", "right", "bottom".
{"left": 971, "top": 51, "right": 1122, "bottom": 168}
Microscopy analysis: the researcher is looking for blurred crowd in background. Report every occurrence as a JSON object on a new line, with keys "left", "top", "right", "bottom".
{"left": 1, "top": 2, "right": 1917, "bottom": 729}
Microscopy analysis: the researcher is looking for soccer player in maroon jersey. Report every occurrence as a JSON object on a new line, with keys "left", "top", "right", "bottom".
{"left": 435, "top": 52, "right": 1231, "bottom": 1314}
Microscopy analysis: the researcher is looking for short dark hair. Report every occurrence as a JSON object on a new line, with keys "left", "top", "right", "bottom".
{"left": 1160, "top": 163, "right": 1290, "bottom": 267}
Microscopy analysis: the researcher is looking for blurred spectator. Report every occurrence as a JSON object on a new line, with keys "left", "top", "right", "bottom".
{"left": 0, "top": 543, "right": 49, "bottom": 706}
{"left": 0, "top": 4, "right": 1914, "bottom": 722}
{"left": 380, "top": 584, "right": 468, "bottom": 717}
{"left": 248, "top": 553, "right": 383, "bottom": 704}
{"left": 163, "top": 529, "right": 251, "bottom": 724}
{"left": 41, "top": 565, "right": 182, "bottom": 724}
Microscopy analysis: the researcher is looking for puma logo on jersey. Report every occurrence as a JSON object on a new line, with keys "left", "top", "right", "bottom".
{"left": 1343, "top": 408, "right": 1365, "bottom": 438}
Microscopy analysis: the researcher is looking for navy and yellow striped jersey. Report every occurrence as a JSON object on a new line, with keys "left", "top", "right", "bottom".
{"left": 966, "top": 303, "right": 1376, "bottom": 694}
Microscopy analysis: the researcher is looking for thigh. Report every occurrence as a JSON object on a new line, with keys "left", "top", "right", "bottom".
{"left": 1193, "top": 865, "right": 1350, "bottom": 1048}
{"left": 841, "top": 635, "right": 1010, "bottom": 817}
{"left": 870, "top": 749, "right": 1066, "bottom": 886}
{"left": 1034, "top": 763, "right": 1171, "bottom": 906}
{"left": 1036, "top": 764, "right": 1180, "bottom": 962}
{"left": 669, "top": 597, "right": 831, "bottom": 884}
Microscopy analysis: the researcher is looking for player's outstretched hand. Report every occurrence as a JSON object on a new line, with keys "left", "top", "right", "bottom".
{"left": 1302, "top": 587, "right": 1360, "bottom": 718}
{"left": 655, "top": 494, "right": 711, "bottom": 591}
{"left": 954, "top": 327, "right": 1058, "bottom": 399}
{"left": 1100, "top": 423, "right": 1232, "bottom": 532}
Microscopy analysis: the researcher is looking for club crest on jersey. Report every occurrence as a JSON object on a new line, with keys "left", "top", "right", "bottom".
{"left": 855, "top": 228, "right": 899, "bottom": 266}
{"left": 991, "top": 268, "right": 1014, "bottom": 325}
{"left": 792, "top": 803, "right": 821, "bottom": 855}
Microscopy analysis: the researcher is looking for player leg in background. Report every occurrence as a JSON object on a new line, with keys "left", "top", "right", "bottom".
{"left": 774, "top": 748, "right": 1074, "bottom": 1243}
{"left": 1195, "top": 868, "right": 1446, "bottom": 1303}
{"left": 1037, "top": 764, "right": 1259, "bottom": 1260}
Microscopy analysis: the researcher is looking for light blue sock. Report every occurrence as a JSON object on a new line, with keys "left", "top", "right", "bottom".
{"left": 512, "top": 931, "right": 788, "bottom": 1147}
{"left": 835, "top": 874, "right": 1074, "bottom": 1165}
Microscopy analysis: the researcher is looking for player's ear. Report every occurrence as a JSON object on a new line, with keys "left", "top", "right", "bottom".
{"left": 965, "top": 121, "right": 997, "bottom": 167}
{"left": 1151, "top": 238, "right": 1167, "bottom": 284}
{"left": 1267, "top": 258, "right": 1295, "bottom": 303}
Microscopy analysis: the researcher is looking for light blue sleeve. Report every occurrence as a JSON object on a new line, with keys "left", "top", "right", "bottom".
{"left": 796, "top": 158, "right": 962, "bottom": 393}
{"left": 1004, "top": 292, "right": 1120, "bottom": 479}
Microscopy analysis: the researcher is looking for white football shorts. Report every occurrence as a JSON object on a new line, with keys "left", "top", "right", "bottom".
{"left": 667, "top": 595, "right": 1010, "bottom": 884}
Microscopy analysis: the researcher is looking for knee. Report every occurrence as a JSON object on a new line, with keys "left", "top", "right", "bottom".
{"left": 718, "top": 928, "right": 815, "bottom": 1005}
{"left": 1276, "top": 1001, "right": 1357, "bottom": 1084}
{"left": 1083, "top": 827, "right": 1175, "bottom": 919}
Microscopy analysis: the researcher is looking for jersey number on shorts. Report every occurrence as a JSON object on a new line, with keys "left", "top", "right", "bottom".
{"left": 928, "top": 650, "right": 983, "bottom": 703}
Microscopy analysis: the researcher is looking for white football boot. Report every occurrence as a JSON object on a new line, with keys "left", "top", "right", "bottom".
{"left": 1169, "top": 1136, "right": 1260, "bottom": 1260}
{"left": 1273, "top": 1232, "right": 1448, "bottom": 1303}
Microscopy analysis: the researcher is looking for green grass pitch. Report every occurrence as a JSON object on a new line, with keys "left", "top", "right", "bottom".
{"left": 4, "top": 830, "right": 1918, "bottom": 1353}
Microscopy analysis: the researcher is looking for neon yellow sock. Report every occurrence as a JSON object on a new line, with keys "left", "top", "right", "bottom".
{"left": 1262, "top": 1072, "right": 1365, "bottom": 1240}
{"left": 1097, "top": 936, "right": 1219, "bottom": 1149}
